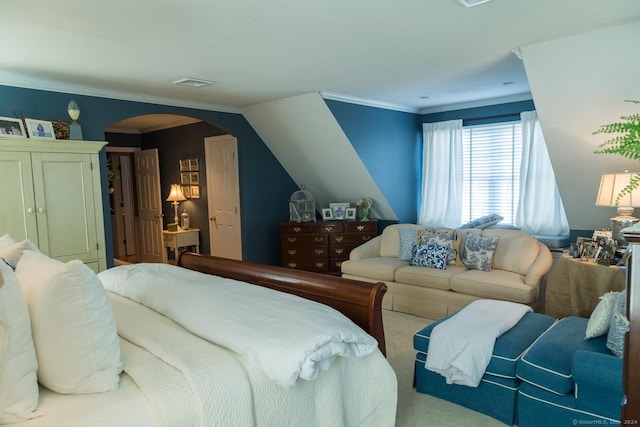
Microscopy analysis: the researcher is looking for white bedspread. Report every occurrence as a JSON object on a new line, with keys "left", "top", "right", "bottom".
{"left": 98, "top": 263, "right": 378, "bottom": 388}
{"left": 425, "top": 299, "right": 531, "bottom": 387}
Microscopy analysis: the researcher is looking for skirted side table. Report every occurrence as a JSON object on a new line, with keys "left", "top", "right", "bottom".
{"left": 545, "top": 253, "right": 625, "bottom": 318}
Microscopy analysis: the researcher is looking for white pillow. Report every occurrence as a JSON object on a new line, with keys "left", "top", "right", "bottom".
{"left": 0, "top": 260, "right": 40, "bottom": 423}
{"left": 585, "top": 291, "right": 620, "bottom": 339}
{"left": 0, "top": 240, "right": 40, "bottom": 269}
{"left": 0, "top": 234, "right": 16, "bottom": 251}
{"left": 15, "top": 251, "right": 122, "bottom": 394}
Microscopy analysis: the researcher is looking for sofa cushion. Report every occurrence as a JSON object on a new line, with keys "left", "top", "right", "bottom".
{"left": 380, "top": 224, "right": 425, "bottom": 258}
{"left": 461, "top": 233, "right": 498, "bottom": 271}
{"left": 409, "top": 243, "right": 449, "bottom": 269}
{"left": 518, "top": 316, "right": 612, "bottom": 395}
{"left": 340, "top": 257, "right": 407, "bottom": 282}
{"left": 482, "top": 229, "right": 540, "bottom": 276}
{"left": 395, "top": 265, "right": 466, "bottom": 290}
{"left": 414, "top": 311, "right": 556, "bottom": 379}
{"left": 450, "top": 269, "right": 537, "bottom": 304}
{"left": 460, "top": 214, "right": 503, "bottom": 229}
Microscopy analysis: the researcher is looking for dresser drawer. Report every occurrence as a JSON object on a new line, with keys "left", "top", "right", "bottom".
{"left": 344, "top": 222, "right": 377, "bottom": 233}
{"left": 281, "top": 245, "right": 327, "bottom": 259}
{"left": 282, "top": 258, "right": 329, "bottom": 272}
{"left": 281, "top": 234, "right": 327, "bottom": 245}
{"left": 330, "top": 233, "right": 375, "bottom": 245}
{"left": 281, "top": 223, "right": 314, "bottom": 234}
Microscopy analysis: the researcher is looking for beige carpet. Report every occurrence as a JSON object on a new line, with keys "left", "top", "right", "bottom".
{"left": 383, "top": 309, "right": 508, "bottom": 427}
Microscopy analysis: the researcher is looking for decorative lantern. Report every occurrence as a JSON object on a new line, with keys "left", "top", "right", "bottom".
{"left": 289, "top": 189, "right": 316, "bottom": 222}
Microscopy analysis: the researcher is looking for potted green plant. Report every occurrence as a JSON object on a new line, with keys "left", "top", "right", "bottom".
{"left": 594, "top": 100, "right": 640, "bottom": 204}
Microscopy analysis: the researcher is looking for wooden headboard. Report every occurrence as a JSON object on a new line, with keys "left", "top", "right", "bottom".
{"left": 177, "top": 252, "right": 387, "bottom": 356}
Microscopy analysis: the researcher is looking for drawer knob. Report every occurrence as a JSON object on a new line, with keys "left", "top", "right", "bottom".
{"left": 357, "top": 225, "right": 364, "bottom": 231}
{"left": 314, "top": 236, "right": 324, "bottom": 242}
{"left": 288, "top": 249, "right": 297, "bottom": 255}
{"left": 288, "top": 237, "right": 297, "bottom": 242}
{"left": 294, "top": 227, "right": 301, "bottom": 232}
{"left": 335, "top": 248, "right": 344, "bottom": 254}
{"left": 315, "top": 249, "right": 324, "bottom": 255}
{"left": 335, "top": 236, "right": 343, "bottom": 242}
{"left": 288, "top": 262, "right": 297, "bottom": 268}
{"left": 315, "top": 262, "right": 324, "bottom": 268}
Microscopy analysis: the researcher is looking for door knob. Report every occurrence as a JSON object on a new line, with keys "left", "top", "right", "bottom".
{"left": 37, "top": 207, "right": 46, "bottom": 214}
{"left": 210, "top": 216, "right": 217, "bottom": 222}
{"left": 27, "top": 207, "right": 34, "bottom": 214}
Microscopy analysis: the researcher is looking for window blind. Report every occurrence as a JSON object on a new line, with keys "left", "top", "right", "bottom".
{"left": 461, "top": 122, "right": 522, "bottom": 224}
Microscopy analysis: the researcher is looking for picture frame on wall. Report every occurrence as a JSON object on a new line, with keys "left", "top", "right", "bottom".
{"left": 181, "top": 172, "right": 190, "bottom": 185}
{"left": 179, "top": 159, "right": 190, "bottom": 171}
{"left": 190, "top": 185, "right": 200, "bottom": 199}
{"left": 24, "top": 119, "right": 56, "bottom": 139}
{"left": 181, "top": 185, "right": 191, "bottom": 198}
{"left": 189, "top": 172, "right": 199, "bottom": 184}
{"left": 189, "top": 158, "right": 199, "bottom": 171}
{"left": 0, "top": 116, "right": 26, "bottom": 137}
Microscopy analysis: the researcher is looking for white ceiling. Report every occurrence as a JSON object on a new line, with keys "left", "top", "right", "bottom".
{"left": 2, "top": 0, "right": 639, "bottom": 116}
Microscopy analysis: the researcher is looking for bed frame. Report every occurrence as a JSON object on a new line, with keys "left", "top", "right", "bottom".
{"left": 177, "top": 252, "right": 388, "bottom": 355}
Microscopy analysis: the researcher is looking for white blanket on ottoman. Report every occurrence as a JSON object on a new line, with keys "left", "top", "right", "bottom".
{"left": 425, "top": 299, "right": 531, "bottom": 387}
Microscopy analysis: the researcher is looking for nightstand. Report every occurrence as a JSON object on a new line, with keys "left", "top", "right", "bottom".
{"left": 162, "top": 228, "right": 200, "bottom": 264}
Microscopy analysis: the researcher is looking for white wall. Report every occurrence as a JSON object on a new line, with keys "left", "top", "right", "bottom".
{"left": 521, "top": 20, "right": 640, "bottom": 230}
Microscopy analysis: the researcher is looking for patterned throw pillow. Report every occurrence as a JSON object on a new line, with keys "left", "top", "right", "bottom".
{"left": 585, "top": 291, "right": 620, "bottom": 339}
{"left": 460, "top": 214, "right": 504, "bottom": 229}
{"left": 606, "top": 290, "right": 629, "bottom": 357}
{"left": 419, "top": 230, "right": 456, "bottom": 264}
{"left": 461, "top": 233, "right": 499, "bottom": 271}
{"left": 409, "top": 243, "right": 450, "bottom": 270}
{"left": 398, "top": 228, "right": 422, "bottom": 261}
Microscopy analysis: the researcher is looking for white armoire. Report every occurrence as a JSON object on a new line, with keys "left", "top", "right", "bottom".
{"left": 0, "top": 137, "right": 107, "bottom": 272}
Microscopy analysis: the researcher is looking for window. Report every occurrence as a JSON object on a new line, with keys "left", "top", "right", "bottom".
{"left": 461, "top": 121, "right": 522, "bottom": 225}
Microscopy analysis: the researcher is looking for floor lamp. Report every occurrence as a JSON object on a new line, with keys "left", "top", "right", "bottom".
{"left": 595, "top": 172, "right": 640, "bottom": 247}
{"left": 166, "top": 184, "right": 186, "bottom": 230}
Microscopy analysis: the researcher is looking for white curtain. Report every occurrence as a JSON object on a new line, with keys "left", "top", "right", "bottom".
{"left": 418, "top": 120, "right": 463, "bottom": 228}
{"left": 517, "top": 111, "right": 570, "bottom": 236}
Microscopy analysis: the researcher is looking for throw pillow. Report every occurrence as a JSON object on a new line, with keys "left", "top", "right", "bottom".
{"left": 0, "top": 234, "right": 16, "bottom": 251}
{"left": 460, "top": 213, "right": 504, "bottom": 229}
{"left": 585, "top": 291, "right": 620, "bottom": 339}
{"left": 15, "top": 251, "right": 122, "bottom": 394}
{"left": 606, "top": 290, "right": 629, "bottom": 357}
{"left": 409, "top": 243, "right": 450, "bottom": 270}
{"left": 461, "top": 233, "right": 499, "bottom": 271}
{"left": 418, "top": 228, "right": 457, "bottom": 264}
{"left": 398, "top": 227, "right": 422, "bottom": 261}
{"left": 0, "top": 261, "right": 39, "bottom": 423}
{"left": 0, "top": 240, "right": 40, "bottom": 269}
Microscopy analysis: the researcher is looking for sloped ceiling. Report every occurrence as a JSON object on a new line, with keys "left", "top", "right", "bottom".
{"left": 521, "top": 20, "right": 640, "bottom": 230}
{"left": 243, "top": 93, "right": 396, "bottom": 220}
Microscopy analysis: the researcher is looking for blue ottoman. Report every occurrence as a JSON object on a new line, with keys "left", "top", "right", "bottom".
{"left": 414, "top": 311, "right": 556, "bottom": 425}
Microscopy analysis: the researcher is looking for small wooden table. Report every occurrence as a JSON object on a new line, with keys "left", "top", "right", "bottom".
{"left": 546, "top": 253, "right": 625, "bottom": 318}
{"left": 162, "top": 228, "right": 200, "bottom": 263}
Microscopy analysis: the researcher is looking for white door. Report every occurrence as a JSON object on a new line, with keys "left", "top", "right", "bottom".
{"left": 205, "top": 135, "right": 242, "bottom": 260}
{"left": 0, "top": 151, "right": 37, "bottom": 242}
{"left": 134, "top": 149, "right": 164, "bottom": 263}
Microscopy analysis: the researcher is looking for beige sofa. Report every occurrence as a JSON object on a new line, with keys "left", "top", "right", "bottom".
{"left": 341, "top": 224, "right": 552, "bottom": 319}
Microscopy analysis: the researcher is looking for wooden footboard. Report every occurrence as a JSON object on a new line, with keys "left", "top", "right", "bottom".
{"left": 177, "top": 252, "right": 387, "bottom": 355}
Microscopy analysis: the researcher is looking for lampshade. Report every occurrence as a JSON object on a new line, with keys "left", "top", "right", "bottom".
{"left": 595, "top": 172, "right": 640, "bottom": 210}
{"left": 166, "top": 184, "right": 186, "bottom": 202}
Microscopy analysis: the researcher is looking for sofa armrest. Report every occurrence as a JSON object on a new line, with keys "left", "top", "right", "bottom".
{"left": 524, "top": 242, "right": 553, "bottom": 286}
{"left": 349, "top": 235, "right": 382, "bottom": 260}
{"left": 572, "top": 350, "right": 622, "bottom": 393}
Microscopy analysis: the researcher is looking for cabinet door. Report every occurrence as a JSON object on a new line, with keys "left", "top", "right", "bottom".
{"left": 31, "top": 153, "right": 99, "bottom": 263}
{"left": 0, "top": 151, "right": 38, "bottom": 242}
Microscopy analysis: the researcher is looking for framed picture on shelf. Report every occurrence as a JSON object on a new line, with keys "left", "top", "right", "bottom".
{"left": 345, "top": 207, "right": 356, "bottom": 220}
{"left": 190, "top": 185, "right": 200, "bottom": 199}
{"left": 180, "top": 172, "right": 190, "bottom": 185}
{"left": 24, "top": 119, "right": 56, "bottom": 139}
{"left": 189, "top": 158, "right": 199, "bottom": 171}
{"left": 321, "top": 208, "right": 333, "bottom": 220}
{"left": 181, "top": 185, "right": 191, "bottom": 198}
{"left": 0, "top": 116, "right": 26, "bottom": 137}
{"left": 179, "top": 159, "right": 190, "bottom": 171}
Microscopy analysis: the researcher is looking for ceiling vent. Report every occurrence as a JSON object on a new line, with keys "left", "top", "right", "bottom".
{"left": 172, "top": 78, "right": 216, "bottom": 88}
{"left": 456, "top": 0, "right": 493, "bottom": 7}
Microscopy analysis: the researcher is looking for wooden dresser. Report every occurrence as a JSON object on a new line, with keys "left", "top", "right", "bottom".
{"left": 281, "top": 221, "right": 377, "bottom": 274}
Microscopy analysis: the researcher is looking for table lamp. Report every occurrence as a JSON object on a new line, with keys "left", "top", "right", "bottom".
{"left": 166, "top": 184, "right": 186, "bottom": 229}
{"left": 595, "top": 172, "right": 640, "bottom": 247}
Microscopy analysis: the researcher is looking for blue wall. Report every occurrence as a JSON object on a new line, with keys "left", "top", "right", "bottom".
{"left": 0, "top": 85, "right": 298, "bottom": 266}
{"left": 325, "top": 100, "right": 422, "bottom": 224}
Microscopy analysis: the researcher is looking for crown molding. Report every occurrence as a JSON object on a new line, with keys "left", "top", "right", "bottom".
{"left": 0, "top": 73, "right": 242, "bottom": 115}
{"left": 419, "top": 92, "right": 533, "bottom": 115}
{"left": 321, "top": 92, "right": 420, "bottom": 114}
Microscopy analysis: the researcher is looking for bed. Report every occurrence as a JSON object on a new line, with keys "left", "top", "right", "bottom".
{"left": 2, "top": 248, "right": 397, "bottom": 427}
